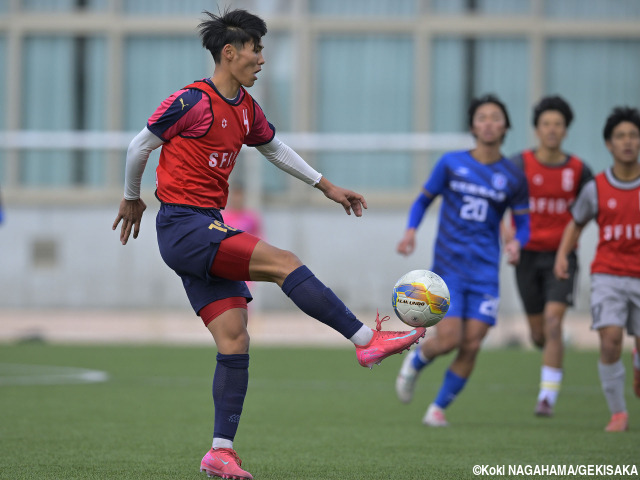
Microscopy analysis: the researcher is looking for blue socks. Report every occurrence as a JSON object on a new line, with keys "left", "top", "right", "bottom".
{"left": 434, "top": 369, "right": 467, "bottom": 409}
{"left": 411, "top": 349, "right": 430, "bottom": 370}
{"left": 281, "top": 265, "right": 363, "bottom": 339}
{"left": 213, "top": 353, "right": 249, "bottom": 441}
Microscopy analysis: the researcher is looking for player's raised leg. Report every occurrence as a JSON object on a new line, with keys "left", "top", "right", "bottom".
{"left": 220, "top": 234, "right": 425, "bottom": 367}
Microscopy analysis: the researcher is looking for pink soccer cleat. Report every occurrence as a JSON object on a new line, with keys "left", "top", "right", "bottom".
{"left": 604, "top": 412, "right": 628, "bottom": 432}
{"left": 356, "top": 311, "right": 426, "bottom": 369}
{"left": 200, "top": 448, "right": 253, "bottom": 480}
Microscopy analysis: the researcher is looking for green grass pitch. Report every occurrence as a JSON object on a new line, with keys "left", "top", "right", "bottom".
{"left": 1, "top": 343, "right": 638, "bottom": 479}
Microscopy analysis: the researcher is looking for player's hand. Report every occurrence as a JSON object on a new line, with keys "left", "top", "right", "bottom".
{"left": 397, "top": 229, "right": 416, "bottom": 256}
{"left": 504, "top": 238, "right": 521, "bottom": 265}
{"left": 315, "top": 177, "right": 368, "bottom": 217}
{"left": 113, "top": 198, "right": 147, "bottom": 245}
{"left": 554, "top": 254, "right": 569, "bottom": 280}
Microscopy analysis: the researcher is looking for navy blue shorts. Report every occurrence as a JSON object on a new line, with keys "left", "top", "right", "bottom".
{"left": 156, "top": 204, "right": 252, "bottom": 315}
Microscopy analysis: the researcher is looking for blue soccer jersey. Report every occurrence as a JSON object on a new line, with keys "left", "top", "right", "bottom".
{"left": 425, "top": 150, "right": 529, "bottom": 287}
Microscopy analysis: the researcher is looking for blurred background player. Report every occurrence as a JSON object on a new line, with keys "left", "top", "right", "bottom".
{"left": 554, "top": 106, "right": 640, "bottom": 432}
{"left": 112, "top": 9, "right": 425, "bottom": 479}
{"left": 395, "top": 94, "right": 530, "bottom": 427}
{"left": 507, "top": 96, "right": 593, "bottom": 417}
{"left": 223, "top": 182, "right": 263, "bottom": 238}
{"left": 223, "top": 182, "right": 263, "bottom": 296}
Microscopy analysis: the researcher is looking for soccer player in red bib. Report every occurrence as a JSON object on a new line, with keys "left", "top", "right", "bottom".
{"left": 508, "top": 96, "right": 593, "bottom": 417}
{"left": 555, "top": 106, "right": 640, "bottom": 432}
{"left": 112, "top": 9, "right": 425, "bottom": 479}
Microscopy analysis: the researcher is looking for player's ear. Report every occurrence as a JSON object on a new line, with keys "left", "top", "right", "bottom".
{"left": 221, "top": 44, "right": 236, "bottom": 62}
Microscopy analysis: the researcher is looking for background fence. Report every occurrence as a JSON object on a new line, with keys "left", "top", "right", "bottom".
{"left": 0, "top": 0, "right": 633, "bottom": 320}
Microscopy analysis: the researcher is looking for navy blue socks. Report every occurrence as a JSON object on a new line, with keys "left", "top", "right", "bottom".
{"left": 281, "top": 265, "right": 363, "bottom": 339}
{"left": 213, "top": 353, "right": 249, "bottom": 442}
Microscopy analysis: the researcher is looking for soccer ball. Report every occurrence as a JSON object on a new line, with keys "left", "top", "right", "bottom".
{"left": 392, "top": 270, "right": 450, "bottom": 328}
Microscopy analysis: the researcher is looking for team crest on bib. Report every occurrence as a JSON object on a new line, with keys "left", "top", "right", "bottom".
{"left": 607, "top": 198, "right": 617, "bottom": 209}
{"left": 492, "top": 173, "right": 507, "bottom": 190}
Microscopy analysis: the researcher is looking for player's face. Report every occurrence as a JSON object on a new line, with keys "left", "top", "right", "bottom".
{"left": 230, "top": 40, "right": 265, "bottom": 88}
{"left": 471, "top": 103, "right": 507, "bottom": 146}
{"left": 535, "top": 110, "right": 567, "bottom": 150}
{"left": 606, "top": 121, "right": 640, "bottom": 165}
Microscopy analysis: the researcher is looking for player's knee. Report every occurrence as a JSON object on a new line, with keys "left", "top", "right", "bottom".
{"left": 544, "top": 316, "right": 562, "bottom": 342}
{"left": 271, "top": 249, "right": 303, "bottom": 282}
{"left": 599, "top": 336, "right": 622, "bottom": 362}
{"left": 222, "top": 329, "right": 251, "bottom": 354}
{"left": 463, "top": 337, "right": 483, "bottom": 357}
{"left": 531, "top": 331, "right": 545, "bottom": 349}
{"left": 439, "top": 333, "right": 463, "bottom": 354}
{"left": 250, "top": 244, "right": 303, "bottom": 284}
{"left": 280, "top": 249, "right": 303, "bottom": 272}
{"left": 456, "top": 345, "right": 481, "bottom": 367}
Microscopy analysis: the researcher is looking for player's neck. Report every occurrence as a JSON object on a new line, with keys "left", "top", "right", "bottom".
{"left": 611, "top": 160, "right": 640, "bottom": 181}
{"left": 535, "top": 146, "right": 565, "bottom": 165}
{"left": 470, "top": 144, "right": 502, "bottom": 164}
{"left": 209, "top": 73, "right": 241, "bottom": 100}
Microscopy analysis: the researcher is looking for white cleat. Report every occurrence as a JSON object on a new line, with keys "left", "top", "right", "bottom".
{"left": 423, "top": 403, "right": 449, "bottom": 427}
{"left": 396, "top": 352, "right": 419, "bottom": 403}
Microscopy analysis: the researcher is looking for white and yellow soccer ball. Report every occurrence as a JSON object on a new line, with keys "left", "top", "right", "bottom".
{"left": 392, "top": 270, "right": 450, "bottom": 328}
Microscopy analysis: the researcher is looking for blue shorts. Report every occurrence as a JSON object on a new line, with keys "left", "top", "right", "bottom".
{"left": 438, "top": 274, "right": 499, "bottom": 326}
{"left": 156, "top": 204, "right": 252, "bottom": 315}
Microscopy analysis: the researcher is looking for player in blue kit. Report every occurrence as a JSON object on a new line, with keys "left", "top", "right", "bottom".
{"left": 395, "top": 94, "right": 530, "bottom": 426}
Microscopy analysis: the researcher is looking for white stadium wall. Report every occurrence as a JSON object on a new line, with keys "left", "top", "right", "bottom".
{"left": 0, "top": 205, "right": 598, "bottom": 318}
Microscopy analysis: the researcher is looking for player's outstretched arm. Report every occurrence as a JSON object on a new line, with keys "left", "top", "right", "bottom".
{"left": 255, "top": 137, "right": 366, "bottom": 215}
{"left": 553, "top": 219, "right": 583, "bottom": 279}
{"left": 113, "top": 198, "right": 147, "bottom": 245}
{"left": 314, "top": 176, "right": 367, "bottom": 217}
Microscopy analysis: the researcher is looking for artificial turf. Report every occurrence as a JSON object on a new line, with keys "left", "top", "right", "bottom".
{"left": 1, "top": 343, "right": 638, "bottom": 479}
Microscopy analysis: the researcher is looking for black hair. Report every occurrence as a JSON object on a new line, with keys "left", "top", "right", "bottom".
{"left": 198, "top": 8, "right": 267, "bottom": 64}
{"left": 467, "top": 94, "right": 511, "bottom": 130}
{"left": 532, "top": 95, "right": 574, "bottom": 128}
{"left": 603, "top": 106, "right": 640, "bottom": 141}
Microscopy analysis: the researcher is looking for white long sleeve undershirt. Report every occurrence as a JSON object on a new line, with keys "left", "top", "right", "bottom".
{"left": 255, "top": 136, "right": 322, "bottom": 186}
{"left": 124, "top": 127, "right": 164, "bottom": 200}
{"left": 123, "top": 130, "right": 322, "bottom": 200}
